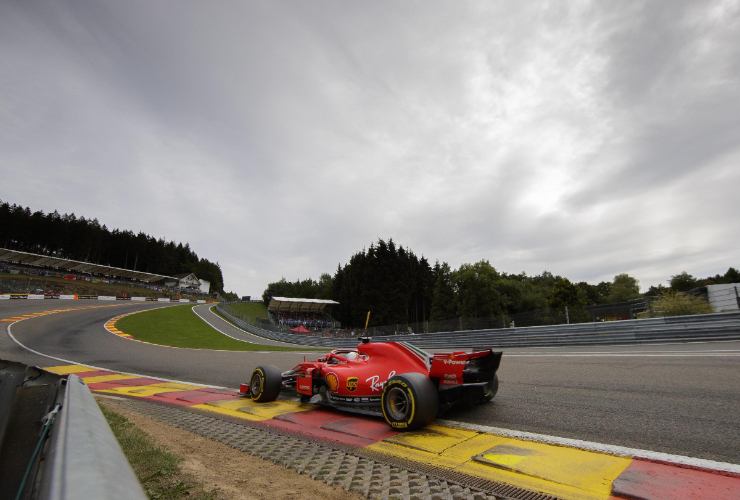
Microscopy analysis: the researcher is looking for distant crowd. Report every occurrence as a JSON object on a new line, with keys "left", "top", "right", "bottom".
{"left": 273, "top": 311, "right": 337, "bottom": 331}
{"left": 0, "top": 262, "right": 208, "bottom": 298}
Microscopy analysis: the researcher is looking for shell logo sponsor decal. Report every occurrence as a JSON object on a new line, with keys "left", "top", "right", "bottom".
{"left": 346, "top": 376, "right": 359, "bottom": 392}
{"left": 326, "top": 372, "right": 339, "bottom": 392}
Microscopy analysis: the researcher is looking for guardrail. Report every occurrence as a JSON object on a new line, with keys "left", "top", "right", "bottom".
{"left": 0, "top": 360, "right": 145, "bottom": 500}
{"left": 40, "top": 375, "right": 146, "bottom": 500}
{"left": 215, "top": 304, "right": 740, "bottom": 349}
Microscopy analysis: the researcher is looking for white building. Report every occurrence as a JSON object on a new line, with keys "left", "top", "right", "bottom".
{"left": 175, "top": 273, "right": 209, "bottom": 293}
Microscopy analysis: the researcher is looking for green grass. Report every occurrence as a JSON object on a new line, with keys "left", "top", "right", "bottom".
{"left": 100, "top": 405, "right": 219, "bottom": 499}
{"left": 116, "top": 304, "right": 301, "bottom": 351}
{"left": 220, "top": 301, "right": 268, "bottom": 323}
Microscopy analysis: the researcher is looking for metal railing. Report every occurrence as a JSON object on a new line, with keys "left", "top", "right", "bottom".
{"left": 40, "top": 374, "right": 146, "bottom": 500}
{"left": 215, "top": 303, "right": 740, "bottom": 349}
{"left": 0, "top": 359, "right": 145, "bottom": 500}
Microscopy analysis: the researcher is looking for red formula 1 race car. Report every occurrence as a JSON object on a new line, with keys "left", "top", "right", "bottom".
{"left": 240, "top": 338, "right": 503, "bottom": 430}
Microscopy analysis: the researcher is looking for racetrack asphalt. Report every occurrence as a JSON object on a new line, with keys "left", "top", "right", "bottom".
{"left": 2, "top": 300, "right": 739, "bottom": 464}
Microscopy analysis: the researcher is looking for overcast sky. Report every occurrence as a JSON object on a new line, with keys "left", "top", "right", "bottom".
{"left": 1, "top": 1, "right": 739, "bottom": 296}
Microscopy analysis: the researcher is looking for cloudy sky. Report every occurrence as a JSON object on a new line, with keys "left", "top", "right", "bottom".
{"left": 1, "top": 1, "right": 739, "bottom": 296}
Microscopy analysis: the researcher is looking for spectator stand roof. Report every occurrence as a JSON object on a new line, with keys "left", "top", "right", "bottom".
{"left": 0, "top": 247, "right": 176, "bottom": 284}
{"left": 268, "top": 296, "right": 339, "bottom": 313}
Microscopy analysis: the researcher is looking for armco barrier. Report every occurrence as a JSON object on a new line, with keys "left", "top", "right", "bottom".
{"left": 97, "top": 295, "right": 116, "bottom": 301}
{"left": 215, "top": 304, "right": 740, "bottom": 349}
{"left": 131, "top": 296, "right": 146, "bottom": 301}
{"left": 1, "top": 362, "right": 145, "bottom": 500}
{"left": 40, "top": 374, "right": 146, "bottom": 500}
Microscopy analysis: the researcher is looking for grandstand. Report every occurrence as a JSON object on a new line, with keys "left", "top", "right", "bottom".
{"left": 268, "top": 296, "right": 340, "bottom": 332}
{"left": 0, "top": 247, "right": 209, "bottom": 296}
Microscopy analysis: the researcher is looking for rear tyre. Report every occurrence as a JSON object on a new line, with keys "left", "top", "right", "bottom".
{"left": 477, "top": 374, "right": 499, "bottom": 404}
{"left": 381, "top": 373, "right": 438, "bottom": 431}
{"left": 249, "top": 365, "right": 282, "bottom": 402}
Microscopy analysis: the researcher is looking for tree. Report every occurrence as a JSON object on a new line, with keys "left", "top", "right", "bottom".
{"left": 326, "top": 239, "right": 434, "bottom": 328}
{"left": 0, "top": 199, "right": 224, "bottom": 292}
{"left": 430, "top": 262, "right": 456, "bottom": 320}
{"left": 645, "top": 284, "right": 668, "bottom": 297}
{"left": 608, "top": 273, "right": 640, "bottom": 302}
{"left": 724, "top": 267, "right": 740, "bottom": 283}
{"left": 452, "top": 260, "right": 503, "bottom": 320}
{"left": 548, "top": 278, "right": 581, "bottom": 309}
{"left": 670, "top": 272, "right": 698, "bottom": 292}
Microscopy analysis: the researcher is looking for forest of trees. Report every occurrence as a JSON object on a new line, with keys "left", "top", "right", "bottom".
{"left": 0, "top": 200, "right": 224, "bottom": 293}
{"left": 263, "top": 238, "right": 739, "bottom": 329}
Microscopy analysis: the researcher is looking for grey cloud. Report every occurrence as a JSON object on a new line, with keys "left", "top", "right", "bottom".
{"left": 1, "top": 0, "right": 738, "bottom": 296}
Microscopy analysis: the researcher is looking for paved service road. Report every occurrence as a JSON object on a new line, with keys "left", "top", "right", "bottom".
{"left": 191, "top": 303, "right": 305, "bottom": 347}
{"left": 2, "top": 300, "right": 739, "bottom": 464}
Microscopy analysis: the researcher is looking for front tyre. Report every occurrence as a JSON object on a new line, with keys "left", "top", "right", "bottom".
{"left": 249, "top": 365, "right": 282, "bottom": 402}
{"left": 381, "top": 373, "right": 438, "bottom": 431}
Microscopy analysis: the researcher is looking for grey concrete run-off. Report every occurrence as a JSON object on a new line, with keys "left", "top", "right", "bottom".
{"left": 216, "top": 304, "right": 740, "bottom": 349}
{"left": 40, "top": 375, "right": 146, "bottom": 500}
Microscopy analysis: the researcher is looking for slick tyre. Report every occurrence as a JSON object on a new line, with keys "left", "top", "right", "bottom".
{"left": 249, "top": 365, "right": 282, "bottom": 402}
{"left": 381, "top": 372, "right": 438, "bottom": 431}
{"left": 478, "top": 374, "right": 499, "bottom": 404}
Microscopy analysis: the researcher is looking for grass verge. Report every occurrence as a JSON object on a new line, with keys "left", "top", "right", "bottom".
{"left": 219, "top": 301, "right": 268, "bottom": 323}
{"left": 116, "top": 305, "right": 301, "bottom": 351}
{"left": 100, "top": 404, "right": 219, "bottom": 499}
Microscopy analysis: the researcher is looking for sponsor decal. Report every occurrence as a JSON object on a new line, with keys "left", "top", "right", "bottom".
{"left": 346, "top": 376, "right": 359, "bottom": 392}
{"left": 443, "top": 358, "right": 466, "bottom": 366}
{"left": 365, "top": 370, "right": 397, "bottom": 392}
{"left": 298, "top": 384, "right": 311, "bottom": 392}
{"left": 326, "top": 372, "right": 339, "bottom": 392}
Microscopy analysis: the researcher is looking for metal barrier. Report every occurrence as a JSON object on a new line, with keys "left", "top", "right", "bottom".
{"left": 215, "top": 304, "right": 740, "bottom": 349}
{"left": 40, "top": 374, "right": 146, "bottom": 500}
{"left": 0, "top": 361, "right": 145, "bottom": 499}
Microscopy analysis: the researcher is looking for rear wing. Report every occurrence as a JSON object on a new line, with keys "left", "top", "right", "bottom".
{"left": 429, "top": 349, "right": 503, "bottom": 384}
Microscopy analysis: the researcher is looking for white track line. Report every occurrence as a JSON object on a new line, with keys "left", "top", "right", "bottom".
{"left": 6, "top": 319, "right": 228, "bottom": 389}
{"left": 194, "top": 304, "right": 303, "bottom": 347}
{"left": 8, "top": 309, "right": 740, "bottom": 474}
{"left": 97, "top": 304, "right": 314, "bottom": 353}
{"left": 437, "top": 419, "right": 740, "bottom": 474}
{"left": 190, "top": 305, "right": 258, "bottom": 344}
